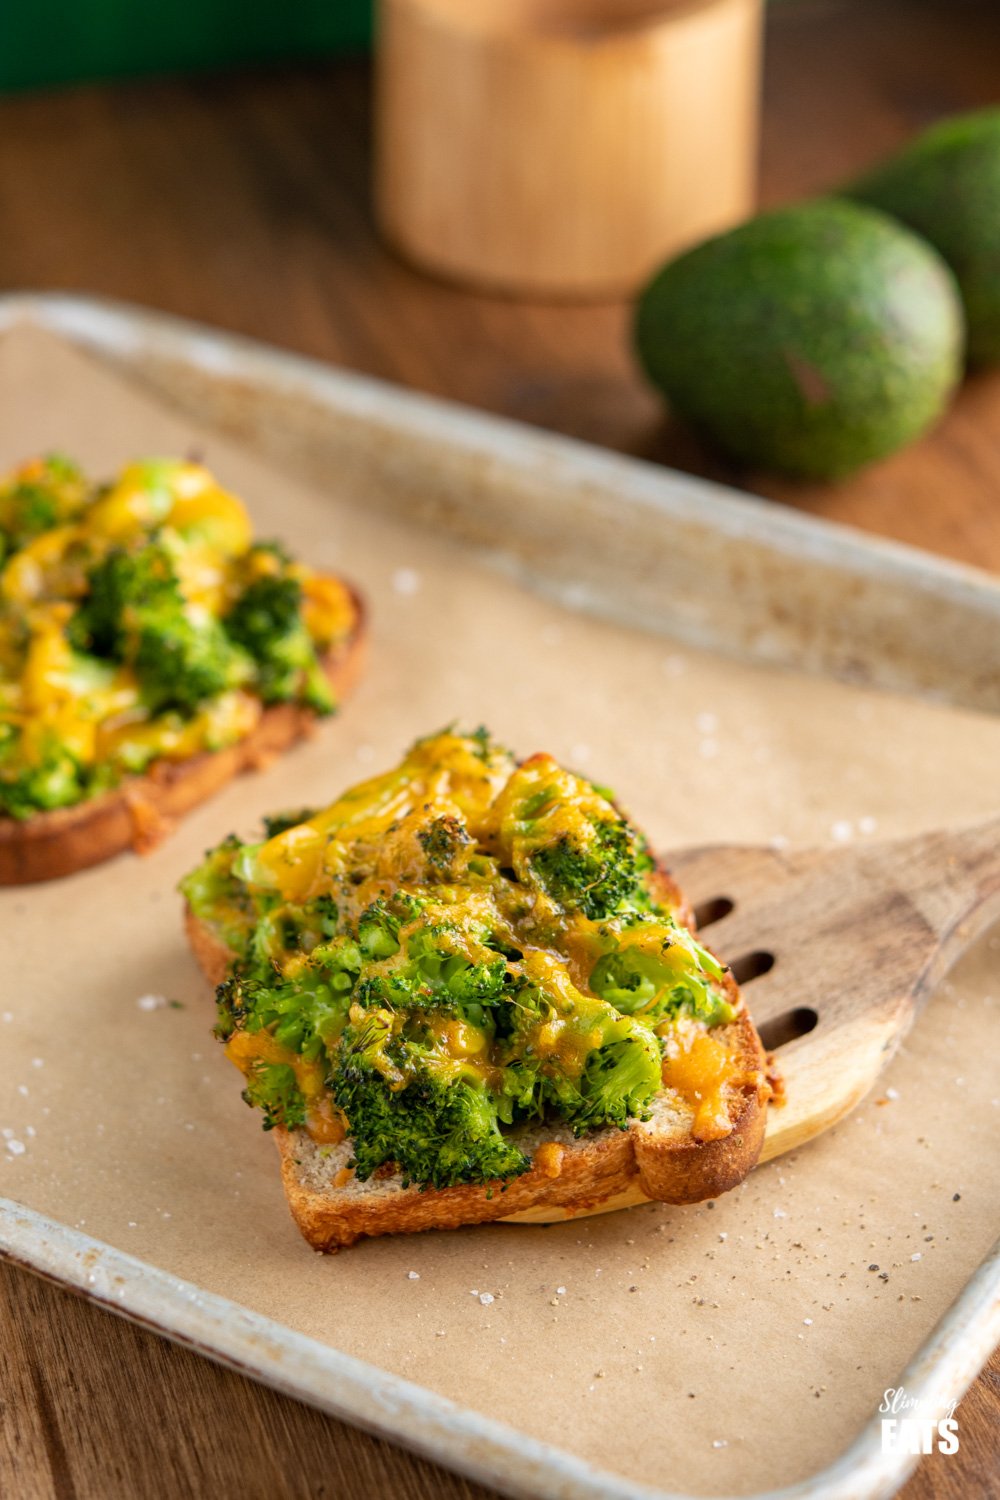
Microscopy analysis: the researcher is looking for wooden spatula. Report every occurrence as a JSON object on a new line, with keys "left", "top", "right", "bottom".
{"left": 504, "top": 815, "right": 1000, "bottom": 1222}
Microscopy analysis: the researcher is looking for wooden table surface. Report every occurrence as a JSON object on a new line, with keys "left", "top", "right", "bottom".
{"left": 1, "top": 2, "right": 999, "bottom": 1496}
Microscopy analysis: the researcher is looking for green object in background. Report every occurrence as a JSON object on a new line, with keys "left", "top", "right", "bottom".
{"left": 0, "top": 0, "right": 373, "bottom": 93}
{"left": 847, "top": 108, "right": 1000, "bottom": 367}
{"left": 633, "top": 199, "right": 964, "bottom": 480}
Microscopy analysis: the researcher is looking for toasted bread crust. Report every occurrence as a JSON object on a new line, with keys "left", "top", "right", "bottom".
{"left": 0, "top": 584, "right": 366, "bottom": 885}
{"left": 186, "top": 865, "right": 768, "bottom": 1250}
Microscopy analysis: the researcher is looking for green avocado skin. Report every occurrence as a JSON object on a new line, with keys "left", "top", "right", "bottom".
{"left": 847, "top": 109, "right": 1000, "bottom": 366}
{"left": 634, "top": 200, "right": 964, "bottom": 479}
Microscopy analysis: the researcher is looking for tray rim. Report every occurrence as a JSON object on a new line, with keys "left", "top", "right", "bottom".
{"left": 0, "top": 291, "right": 998, "bottom": 1500}
{"left": 4, "top": 1200, "right": 999, "bottom": 1500}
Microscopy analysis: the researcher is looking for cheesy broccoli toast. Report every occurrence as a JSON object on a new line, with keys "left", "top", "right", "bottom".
{"left": 183, "top": 729, "right": 769, "bottom": 1248}
{"left": 0, "top": 455, "right": 364, "bottom": 882}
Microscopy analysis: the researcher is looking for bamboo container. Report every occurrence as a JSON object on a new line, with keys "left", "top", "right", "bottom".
{"left": 374, "top": 0, "right": 763, "bottom": 298}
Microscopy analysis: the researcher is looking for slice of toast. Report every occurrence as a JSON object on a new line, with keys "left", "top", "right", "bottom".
{"left": 0, "top": 585, "right": 366, "bottom": 885}
{"left": 186, "top": 861, "right": 769, "bottom": 1251}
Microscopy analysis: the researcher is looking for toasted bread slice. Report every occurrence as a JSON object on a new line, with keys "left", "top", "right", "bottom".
{"left": 186, "top": 862, "right": 769, "bottom": 1251}
{"left": 0, "top": 584, "right": 366, "bottom": 885}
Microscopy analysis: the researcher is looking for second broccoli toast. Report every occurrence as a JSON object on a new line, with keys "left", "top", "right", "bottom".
{"left": 183, "top": 729, "right": 771, "bottom": 1249}
{"left": 0, "top": 455, "right": 365, "bottom": 882}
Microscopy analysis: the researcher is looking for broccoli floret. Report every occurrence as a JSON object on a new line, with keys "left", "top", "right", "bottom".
{"left": 589, "top": 941, "right": 736, "bottom": 1028}
{"left": 242, "top": 1061, "right": 307, "bottom": 1133}
{"left": 215, "top": 965, "right": 351, "bottom": 1061}
{"left": 531, "top": 818, "right": 639, "bottom": 920}
{"left": 67, "top": 543, "right": 177, "bottom": 657}
{"left": 0, "top": 454, "right": 86, "bottom": 557}
{"left": 225, "top": 573, "right": 334, "bottom": 713}
{"left": 541, "top": 1023, "right": 663, "bottom": 1133}
{"left": 332, "top": 1013, "right": 529, "bottom": 1189}
{"left": 357, "top": 898, "right": 402, "bottom": 959}
{"left": 70, "top": 542, "right": 250, "bottom": 712}
{"left": 497, "top": 980, "right": 663, "bottom": 1134}
{"left": 353, "top": 922, "right": 508, "bottom": 1019}
{"left": 178, "top": 834, "right": 256, "bottom": 960}
{"left": 417, "top": 814, "right": 474, "bottom": 877}
{"left": 0, "top": 731, "right": 87, "bottom": 819}
{"left": 134, "top": 612, "right": 248, "bottom": 714}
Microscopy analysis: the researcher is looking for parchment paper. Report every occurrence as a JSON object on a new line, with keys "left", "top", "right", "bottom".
{"left": 1, "top": 325, "right": 998, "bottom": 1497}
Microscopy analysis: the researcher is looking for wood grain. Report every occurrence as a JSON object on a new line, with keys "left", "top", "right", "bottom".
{"left": 0, "top": 1, "right": 998, "bottom": 1496}
{"left": 376, "top": 0, "right": 761, "bottom": 294}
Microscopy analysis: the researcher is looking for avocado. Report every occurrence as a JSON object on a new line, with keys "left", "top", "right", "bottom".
{"left": 847, "top": 108, "right": 1000, "bottom": 365}
{"left": 634, "top": 199, "right": 964, "bottom": 479}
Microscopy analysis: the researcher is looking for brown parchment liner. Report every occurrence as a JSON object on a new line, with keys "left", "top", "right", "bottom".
{"left": 0, "top": 327, "right": 998, "bottom": 1498}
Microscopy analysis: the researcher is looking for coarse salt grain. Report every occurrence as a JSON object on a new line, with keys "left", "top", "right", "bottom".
{"left": 136, "top": 993, "right": 168, "bottom": 1011}
{"left": 407, "top": 1271, "right": 420, "bottom": 1280}
{"left": 831, "top": 821, "right": 853, "bottom": 843}
{"left": 556, "top": 1286, "right": 566, "bottom": 1295}
{"left": 479, "top": 1293, "right": 495, "bottom": 1306}
{"left": 911, "top": 1253, "right": 922, "bottom": 1262}
{"left": 5, "top": 1140, "right": 25, "bottom": 1156}
{"left": 392, "top": 567, "right": 421, "bottom": 596}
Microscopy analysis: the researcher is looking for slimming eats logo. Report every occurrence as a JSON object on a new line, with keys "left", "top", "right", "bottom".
{"left": 879, "top": 1387, "right": 960, "bottom": 1455}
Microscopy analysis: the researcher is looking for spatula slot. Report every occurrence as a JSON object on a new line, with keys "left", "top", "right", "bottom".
{"left": 758, "top": 1006, "right": 818, "bottom": 1051}
{"left": 693, "top": 895, "right": 735, "bottom": 930}
{"left": 730, "top": 949, "right": 775, "bottom": 985}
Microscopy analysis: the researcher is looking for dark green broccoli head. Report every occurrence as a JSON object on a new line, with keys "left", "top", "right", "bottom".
{"left": 226, "top": 573, "right": 334, "bottom": 713}
{"left": 69, "top": 541, "right": 250, "bottom": 712}
{"left": 531, "top": 817, "right": 639, "bottom": 919}
{"left": 332, "top": 1010, "right": 530, "bottom": 1189}
{"left": 67, "top": 543, "right": 178, "bottom": 657}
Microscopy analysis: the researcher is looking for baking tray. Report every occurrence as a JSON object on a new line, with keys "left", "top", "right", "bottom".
{"left": 0, "top": 293, "right": 998, "bottom": 1500}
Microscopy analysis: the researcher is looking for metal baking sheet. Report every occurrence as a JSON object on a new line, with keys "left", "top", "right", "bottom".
{"left": 0, "top": 294, "right": 998, "bottom": 1500}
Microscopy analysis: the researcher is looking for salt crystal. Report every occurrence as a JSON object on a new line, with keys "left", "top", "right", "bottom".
{"left": 16, "top": 1086, "right": 28, "bottom": 1098}
{"left": 407, "top": 1271, "right": 420, "bottom": 1280}
{"left": 831, "top": 821, "right": 853, "bottom": 843}
{"left": 136, "top": 993, "right": 167, "bottom": 1011}
{"left": 392, "top": 567, "right": 421, "bottom": 596}
{"left": 5, "top": 1139, "right": 25, "bottom": 1156}
{"left": 479, "top": 1293, "right": 495, "bottom": 1306}
{"left": 803, "top": 1318, "right": 813, "bottom": 1325}
{"left": 31, "top": 1058, "right": 43, "bottom": 1069}
{"left": 556, "top": 1285, "right": 566, "bottom": 1295}
{"left": 712, "top": 1439, "right": 728, "bottom": 1449}
{"left": 886, "top": 1087, "right": 899, "bottom": 1100}
{"left": 910, "top": 1253, "right": 922, "bottom": 1262}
